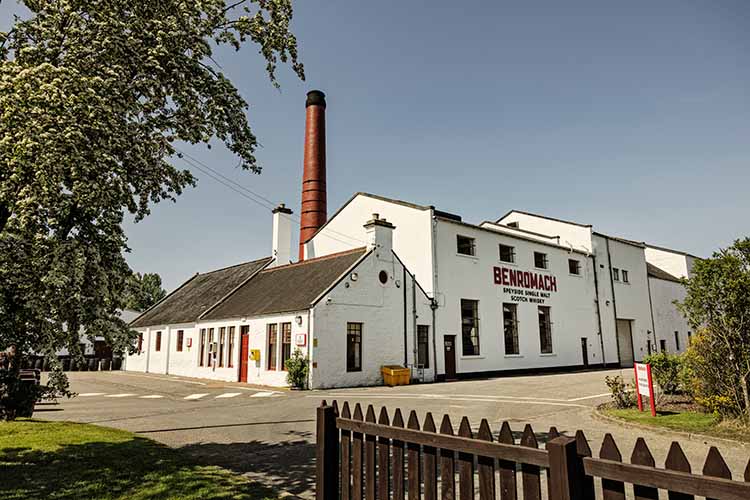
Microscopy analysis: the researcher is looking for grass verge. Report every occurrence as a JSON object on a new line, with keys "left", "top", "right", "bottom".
{"left": 0, "top": 419, "right": 277, "bottom": 500}
{"left": 601, "top": 407, "right": 750, "bottom": 442}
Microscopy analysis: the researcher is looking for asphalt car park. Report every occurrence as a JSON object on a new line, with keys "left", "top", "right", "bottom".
{"left": 39, "top": 369, "right": 749, "bottom": 497}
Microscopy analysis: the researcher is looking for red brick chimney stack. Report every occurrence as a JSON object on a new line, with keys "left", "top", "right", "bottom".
{"left": 299, "top": 90, "right": 327, "bottom": 260}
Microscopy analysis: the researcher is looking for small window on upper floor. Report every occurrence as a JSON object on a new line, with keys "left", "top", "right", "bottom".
{"left": 499, "top": 244, "right": 515, "bottom": 263}
{"left": 568, "top": 259, "right": 581, "bottom": 275}
{"left": 613, "top": 268, "right": 620, "bottom": 281}
{"left": 622, "top": 270, "right": 629, "bottom": 283}
{"left": 506, "top": 221, "right": 519, "bottom": 228}
{"left": 457, "top": 235, "right": 476, "bottom": 256}
{"left": 534, "top": 251, "right": 548, "bottom": 269}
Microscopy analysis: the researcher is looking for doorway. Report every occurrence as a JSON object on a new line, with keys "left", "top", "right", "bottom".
{"left": 581, "top": 338, "right": 589, "bottom": 367}
{"left": 443, "top": 335, "right": 457, "bottom": 380}
{"left": 616, "top": 319, "right": 635, "bottom": 368}
{"left": 239, "top": 326, "right": 250, "bottom": 383}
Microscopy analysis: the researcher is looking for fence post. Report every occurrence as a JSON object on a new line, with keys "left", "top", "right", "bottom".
{"left": 547, "top": 436, "right": 584, "bottom": 500}
{"left": 317, "top": 402, "right": 339, "bottom": 500}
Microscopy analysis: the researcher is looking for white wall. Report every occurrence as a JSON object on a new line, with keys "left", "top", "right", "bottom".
{"left": 432, "top": 218, "right": 603, "bottom": 376}
{"left": 649, "top": 277, "right": 691, "bottom": 353}
{"left": 311, "top": 248, "right": 434, "bottom": 389}
{"left": 496, "top": 211, "right": 594, "bottom": 253}
{"left": 593, "top": 235, "right": 654, "bottom": 363}
{"left": 645, "top": 246, "right": 691, "bottom": 279}
{"left": 305, "top": 194, "right": 436, "bottom": 295}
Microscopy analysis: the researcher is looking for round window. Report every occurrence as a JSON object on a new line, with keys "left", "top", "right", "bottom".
{"left": 378, "top": 270, "right": 388, "bottom": 284}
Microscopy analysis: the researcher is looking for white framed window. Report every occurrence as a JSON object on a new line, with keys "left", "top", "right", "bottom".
{"left": 568, "top": 259, "right": 581, "bottom": 275}
{"left": 502, "top": 303, "right": 519, "bottom": 355}
{"left": 622, "top": 270, "right": 629, "bottom": 283}
{"left": 534, "top": 252, "right": 548, "bottom": 270}
{"left": 461, "top": 299, "right": 480, "bottom": 356}
{"left": 613, "top": 268, "right": 620, "bottom": 281}
{"left": 538, "top": 306, "right": 553, "bottom": 354}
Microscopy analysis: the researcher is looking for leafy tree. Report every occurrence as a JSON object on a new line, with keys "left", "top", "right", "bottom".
{"left": 124, "top": 272, "right": 167, "bottom": 312}
{"left": 0, "top": 0, "right": 303, "bottom": 418}
{"left": 678, "top": 238, "right": 750, "bottom": 421}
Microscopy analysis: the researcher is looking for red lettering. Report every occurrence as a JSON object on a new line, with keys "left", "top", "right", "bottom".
{"left": 509, "top": 269, "right": 517, "bottom": 286}
{"left": 502, "top": 267, "right": 509, "bottom": 285}
{"left": 493, "top": 267, "right": 502, "bottom": 284}
{"left": 523, "top": 272, "right": 530, "bottom": 288}
{"left": 550, "top": 276, "right": 557, "bottom": 292}
{"left": 543, "top": 275, "right": 550, "bottom": 290}
{"left": 530, "top": 273, "right": 538, "bottom": 289}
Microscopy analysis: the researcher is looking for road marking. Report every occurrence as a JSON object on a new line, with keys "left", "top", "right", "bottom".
{"left": 251, "top": 391, "right": 278, "bottom": 398}
{"left": 184, "top": 393, "right": 209, "bottom": 400}
{"left": 307, "top": 394, "right": 586, "bottom": 408}
{"left": 79, "top": 393, "right": 106, "bottom": 397}
{"left": 567, "top": 392, "right": 611, "bottom": 401}
{"left": 116, "top": 372, "right": 207, "bottom": 385}
{"left": 106, "top": 393, "right": 136, "bottom": 398}
{"left": 140, "top": 395, "right": 164, "bottom": 399}
{"left": 215, "top": 392, "right": 242, "bottom": 399}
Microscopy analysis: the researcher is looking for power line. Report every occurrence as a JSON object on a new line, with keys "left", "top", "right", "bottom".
{"left": 175, "top": 155, "right": 367, "bottom": 247}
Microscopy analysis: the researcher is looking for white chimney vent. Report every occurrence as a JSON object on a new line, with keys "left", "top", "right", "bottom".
{"left": 271, "top": 204, "right": 293, "bottom": 267}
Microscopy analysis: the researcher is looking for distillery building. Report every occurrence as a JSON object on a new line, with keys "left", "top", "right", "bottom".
{"left": 126, "top": 90, "right": 697, "bottom": 388}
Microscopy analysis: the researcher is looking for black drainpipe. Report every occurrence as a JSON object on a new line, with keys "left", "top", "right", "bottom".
{"left": 591, "top": 254, "right": 606, "bottom": 366}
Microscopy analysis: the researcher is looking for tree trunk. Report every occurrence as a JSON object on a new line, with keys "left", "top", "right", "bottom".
{"left": 740, "top": 373, "right": 750, "bottom": 424}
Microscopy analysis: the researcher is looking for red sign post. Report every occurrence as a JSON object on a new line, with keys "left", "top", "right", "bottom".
{"left": 634, "top": 362, "right": 656, "bottom": 417}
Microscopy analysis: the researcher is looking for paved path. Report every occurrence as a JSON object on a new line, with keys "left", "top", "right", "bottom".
{"left": 37, "top": 369, "right": 749, "bottom": 497}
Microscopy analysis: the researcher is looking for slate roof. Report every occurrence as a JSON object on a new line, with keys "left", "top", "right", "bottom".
{"left": 202, "top": 247, "right": 368, "bottom": 320}
{"left": 647, "top": 262, "right": 682, "bottom": 283}
{"left": 130, "top": 257, "right": 272, "bottom": 328}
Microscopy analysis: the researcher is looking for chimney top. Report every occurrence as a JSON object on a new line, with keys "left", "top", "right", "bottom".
{"left": 364, "top": 213, "right": 395, "bottom": 230}
{"left": 306, "top": 90, "right": 326, "bottom": 108}
{"left": 272, "top": 203, "right": 293, "bottom": 215}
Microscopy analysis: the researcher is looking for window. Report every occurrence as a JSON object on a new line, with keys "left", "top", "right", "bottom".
{"left": 281, "top": 323, "right": 292, "bottom": 370}
{"left": 155, "top": 331, "right": 162, "bottom": 352}
{"left": 647, "top": 339, "right": 652, "bottom": 355}
{"left": 228, "top": 326, "right": 235, "bottom": 367}
{"left": 456, "top": 235, "right": 476, "bottom": 256}
{"left": 176, "top": 330, "right": 184, "bottom": 352}
{"left": 208, "top": 328, "right": 215, "bottom": 364}
{"left": 267, "top": 324, "right": 278, "bottom": 370}
{"left": 506, "top": 221, "right": 519, "bottom": 228}
{"left": 499, "top": 244, "right": 515, "bottom": 263}
{"left": 622, "top": 270, "right": 629, "bottom": 283}
{"left": 218, "top": 327, "right": 226, "bottom": 367}
{"left": 568, "top": 259, "right": 581, "bottom": 275}
{"left": 199, "top": 329, "right": 206, "bottom": 366}
{"left": 674, "top": 331, "right": 680, "bottom": 351}
{"left": 613, "top": 268, "right": 620, "bottom": 281}
{"left": 417, "top": 325, "right": 430, "bottom": 368}
{"left": 137, "top": 334, "right": 143, "bottom": 354}
{"left": 347, "top": 322, "right": 363, "bottom": 372}
{"left": 534, "top": 252, "right": 548, "bottom": 269}
{"left": 538, "top": 306, "right": 553, "bottom": 354}
{"left": 503, "top": 303, "right": 519, "bottom": 355}
{"left": 461, "top": 299, "right": 480, "bottom": 356}
{"left": 660, "top": 339, "right": 667, "bottom": 352}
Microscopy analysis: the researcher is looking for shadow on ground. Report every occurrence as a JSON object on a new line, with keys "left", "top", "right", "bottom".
{"left": 0, "top": 420, "right": 277, "bottom": 500}
{"left": 179, "top": 428, "right": 317, "bottom": 497}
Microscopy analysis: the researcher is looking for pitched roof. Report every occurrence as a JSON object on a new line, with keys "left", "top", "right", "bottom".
{"left": 496, "top": 209, "right": 592, "bottom": 228}
{"left": 647, "top": 262, "right": 682, "bottom": 283}
{"left": 130, "top": 257, "right": 272, "bottom": 328}
{"left": 201, "top": 247, "right": 369, "bottom": 320}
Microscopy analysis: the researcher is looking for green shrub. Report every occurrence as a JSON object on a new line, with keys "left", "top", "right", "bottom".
{"left": 285, "top": 349, "right": 309, "bottom": 389}
{"left": 605, "top": 375, "right": 636, "bottom": 409}
{"left": 0, "top": 369, "right": 39, "bottom": 420}
{"left": 643, "top": 352, "right": 683, "bottom": 394}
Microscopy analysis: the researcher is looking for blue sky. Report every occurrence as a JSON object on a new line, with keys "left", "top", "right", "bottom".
{"left": 3, "top": 1, "right": 749, "bottom": 291}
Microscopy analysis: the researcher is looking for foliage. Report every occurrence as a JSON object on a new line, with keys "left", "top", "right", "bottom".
{"left": 284, "top": 349, "right": 308, "bottom": 389}
{"left": 605, "top": 375, "right": 636, "bottom": 409}
{"left": 677, "top": 238, "right": 750, "bottom": 421}
{"left": 124, "top": 272, "right": 167, "bottom": 312}
{"left": 0, "top": 1, "right": 303, "bottom": 418}
{"left": 0, "top": 420, "right": 278, "bottom": 499}
{"left": 643, "top": 352, "right": 683, "bottom": 395}
{"left": 603, "top": 408, "right": 724, "bottom": 436}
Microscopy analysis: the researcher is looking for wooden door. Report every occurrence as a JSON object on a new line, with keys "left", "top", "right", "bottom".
{"left": 239, "top": 328, "right": 250, "bottom": 383}
{"left": 443, "top": 335, "right": 457, "bottom": 380}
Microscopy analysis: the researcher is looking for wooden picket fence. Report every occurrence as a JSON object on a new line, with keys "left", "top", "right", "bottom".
{"left": 316, "top": 400, "right": 750, "bottom": 500}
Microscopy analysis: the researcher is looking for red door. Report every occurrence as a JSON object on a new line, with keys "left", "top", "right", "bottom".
{"left": 239, "top": 327, "right": 250, "bottom": 383}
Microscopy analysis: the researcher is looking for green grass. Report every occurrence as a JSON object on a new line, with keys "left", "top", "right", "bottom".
{"left": 0, "top": 420, "right": 277, "bottom": 500}
{"left": 603, "top": 408, "right": 750, "bottom": 442}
